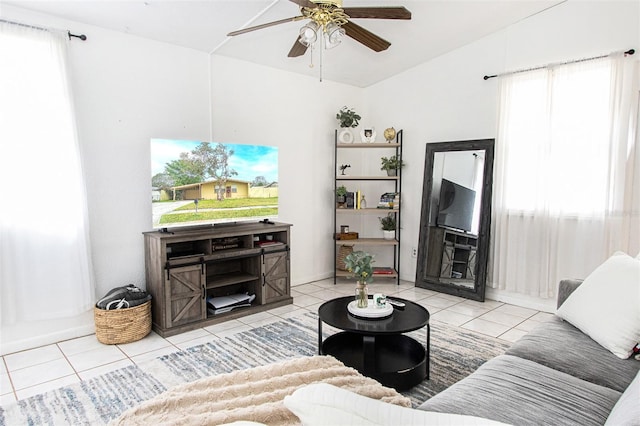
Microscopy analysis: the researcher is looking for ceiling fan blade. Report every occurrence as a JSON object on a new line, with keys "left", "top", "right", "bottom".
{"left": 288, "top": 38, "right": 308, "bottom": 57}
{"left": 342, "top": 21, "right": 391, "bottom": 52}
{"left": 227, "top": 16, "right": 303, "bottom": 36}
{"left": 342, "top": 6, "right": 412, "bottom": 20}
{"left": 288, "top": 0, "right": 317, "bottom": 8}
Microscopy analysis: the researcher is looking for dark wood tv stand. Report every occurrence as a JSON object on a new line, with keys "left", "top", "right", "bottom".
{"left": 143, "top": 222, "right": 292, "bottom": 337}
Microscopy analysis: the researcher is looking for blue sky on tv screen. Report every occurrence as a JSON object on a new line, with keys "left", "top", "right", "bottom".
{"left": 151, "top": 139, "right": 278, "bottom": 183}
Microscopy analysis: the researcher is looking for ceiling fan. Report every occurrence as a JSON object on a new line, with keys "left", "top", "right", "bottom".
{"left": 227, "top": 0, "right": 412, "bottom": 58}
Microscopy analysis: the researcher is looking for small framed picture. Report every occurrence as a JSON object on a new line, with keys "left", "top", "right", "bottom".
{"left": 360, "top": 128, "right": 376, "bottom": 143}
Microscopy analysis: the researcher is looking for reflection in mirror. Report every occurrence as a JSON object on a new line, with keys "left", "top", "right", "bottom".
{"left": 416, "top": 139, "right": 494, "bottom": 301}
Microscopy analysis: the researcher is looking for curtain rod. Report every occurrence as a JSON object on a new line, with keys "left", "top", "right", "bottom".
{"left": 0, "top": 18, "right": 87, "bottom": 41}
{"left": 483, "top": 48, "right": 635, "bottom": 80}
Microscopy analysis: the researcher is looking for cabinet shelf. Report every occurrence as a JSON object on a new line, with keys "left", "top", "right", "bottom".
{"left": 336, "top": 176, "right": 399, "bottom": 181}
{"left": 333, "top": 130, "right": 403, "bottom": 285}
{"left": 337, "top": 143, "right": 401, "bottom": 148}
{"left": 336, "top": 208, "right": 399, "bottom": 214}
{"left": 335, "top": 238, "right": 399, "bottom": 246}
{"left": 206, "top": 271, "right": 260, "bottom": 289}
{"left": 336, "top": 269, "right": 399, "bottom": 278}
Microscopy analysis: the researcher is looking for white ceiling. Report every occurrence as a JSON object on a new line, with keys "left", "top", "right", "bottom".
{"left": 5, "top": 0, "right": 564, "bottom": 87}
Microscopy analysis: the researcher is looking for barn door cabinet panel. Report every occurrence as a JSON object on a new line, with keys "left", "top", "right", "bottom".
{"left": 262, "top": 249, "right": 290, "bottom": 304}
{"left": 144, "top": 222, "right": 292, "bottom": 337}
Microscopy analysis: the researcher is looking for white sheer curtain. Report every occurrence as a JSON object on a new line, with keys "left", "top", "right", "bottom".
{"left": 490, "top": 54, "right": 639, "bottom": 298}
{"left": 0, "top": 22, "right": 95, "bottom": 326}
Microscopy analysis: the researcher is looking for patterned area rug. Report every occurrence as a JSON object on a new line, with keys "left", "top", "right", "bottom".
{"left": 0, "top": 312, "right": 510, "bottom": 425}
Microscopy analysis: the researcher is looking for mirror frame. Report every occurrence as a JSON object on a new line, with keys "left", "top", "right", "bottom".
{"left": 415, "top": 139, "right": 495, "bottom": 301}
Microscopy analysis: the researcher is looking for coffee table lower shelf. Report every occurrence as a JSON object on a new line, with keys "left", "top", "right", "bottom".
{"left": 321, "top": 331, "right": 427, "bottom": 391}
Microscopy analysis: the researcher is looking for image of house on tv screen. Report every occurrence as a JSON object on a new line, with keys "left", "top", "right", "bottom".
{"left": 150, "top": 139, "right": 278, "bottom": 228}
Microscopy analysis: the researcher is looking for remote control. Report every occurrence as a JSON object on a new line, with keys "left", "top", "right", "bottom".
{"left": 386, "top": 299, "right": 405, "bottom": 308}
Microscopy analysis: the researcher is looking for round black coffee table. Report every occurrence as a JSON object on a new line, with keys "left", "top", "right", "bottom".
{"left": 318, "top": 296, "right": 430, "bottom": 391}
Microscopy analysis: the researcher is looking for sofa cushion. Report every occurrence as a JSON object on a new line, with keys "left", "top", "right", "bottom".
{"left": 418, "top": 355, "right": 621, "bottom": 426}
{"left": 506, "top": 316, "right": 640, "bottom": 392}
{"left": 556, "top": 251, "right": 640, "bottom": 359}
{"left": 605, "top": 369, "right": 640, "bottom": 425}
{"left": 284, "top": 383, "right": 510, "bottom": 426}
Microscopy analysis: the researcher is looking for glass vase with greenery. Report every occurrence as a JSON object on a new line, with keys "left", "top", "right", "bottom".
{"left": 344, "top": 250, "right": 374, "bottom": 308}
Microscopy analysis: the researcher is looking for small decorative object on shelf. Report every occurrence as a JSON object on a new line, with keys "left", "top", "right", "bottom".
{"left": 344, "top": 250, "right": 374, "bottom": 308}
{"left": 360, "top": 194, "right": 367, "bottom": 209}
{"left": 336, "top": 106, "right": 361, "bottom": 144}
{"left": 379, "top": 213, "right": 396, "bottom": 240}
{"left": 336, "top": 185, "right": 347, "bottom": 208}
{"left": 384, "top": 127, "right": 396, "bottom": 143}
{"left": 336, "top": 231, "right": 359, "bottom": 240}
{"left": 339, "top": 164, "right": 351, "bottom": 175}
{"left": 380, "top": 155, "right": 405, "bottom": 176}
{"left": 360, "top": 128, "right": 376, "bottom": 143}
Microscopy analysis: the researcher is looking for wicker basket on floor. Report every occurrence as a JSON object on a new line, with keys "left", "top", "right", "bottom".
{"left": 336, "top": 244, "right": 354, "bottom": 271}
{"left": 94, "top": 300, "right": 152, "bottom": 345}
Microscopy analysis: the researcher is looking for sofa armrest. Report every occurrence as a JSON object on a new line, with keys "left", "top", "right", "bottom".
{"left": 557, "top": 279, "right": 584, "bottom": 309}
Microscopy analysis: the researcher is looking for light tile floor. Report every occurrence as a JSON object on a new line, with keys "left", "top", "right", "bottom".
{"left": 0, "top": 279, "right": 554, "bottom": 404}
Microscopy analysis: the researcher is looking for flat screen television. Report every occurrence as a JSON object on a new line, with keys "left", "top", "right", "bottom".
{"left": 436, "top": 178, "right": 476, "bottom": 233}
{"left": 151, "top": 139, "right": 278, "bottom": 229}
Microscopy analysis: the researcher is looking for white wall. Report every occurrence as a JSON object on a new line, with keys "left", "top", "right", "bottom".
{"left": 365, "top": 0, "right": 639, "bottom": 311}
{"left": 209, "top": 55, "right": 363, "bottom": 284}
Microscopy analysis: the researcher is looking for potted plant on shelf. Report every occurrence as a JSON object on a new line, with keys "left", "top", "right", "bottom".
{"left": 344, "top": 250, "right": 374, "bottom": 308}
{"left": 336, "top": 185, "right": 347, "bottom": 208}
{"left": 380, "top": 155, "right": 405, "bottom": 176}
{"left": 379, "top": 213, "right": 396, "bottom": 240}
{"left": 336, "top": 106, "right": 361, "bottom": 144}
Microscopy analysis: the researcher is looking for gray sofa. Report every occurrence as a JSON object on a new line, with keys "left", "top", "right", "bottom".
{"left": 417, "top": 279, "right": 640, "bottom": 426}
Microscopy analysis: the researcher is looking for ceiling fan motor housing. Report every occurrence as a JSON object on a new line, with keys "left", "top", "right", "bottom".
{"left": 311, "top": 0, "right": 343, "bottom": 7}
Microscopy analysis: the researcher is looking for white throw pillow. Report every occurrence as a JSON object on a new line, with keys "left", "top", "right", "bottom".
{"left": 556, "top": 252, "right": 640, "bottom": 359}
{"left": 284, "top": 383, "right": 510, "bottom": 426}
{"left": 604, "top": 370, "right": 640, "bottom": 425}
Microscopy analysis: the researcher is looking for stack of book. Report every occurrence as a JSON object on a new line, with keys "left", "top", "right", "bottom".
{"left": 373, "top": 267, "right": 396, "bottom": 275}
{"left": 377, "top": 192, "right": 400, "bottom": 209}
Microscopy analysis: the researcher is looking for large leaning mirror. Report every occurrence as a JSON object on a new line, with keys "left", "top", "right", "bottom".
{"left": 415, "top": 139, "right": 494, "bottom": 301}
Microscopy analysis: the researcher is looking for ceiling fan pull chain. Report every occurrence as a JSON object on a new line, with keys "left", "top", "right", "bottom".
{"left": 309, "top": 43, "right": 314, "bottom": 68}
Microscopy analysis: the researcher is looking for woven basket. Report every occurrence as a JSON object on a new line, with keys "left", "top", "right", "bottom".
{"left": 94, "top": 300, "right": 152, "bottom": 345}
{"left": 336, "top": 245, "right": 354, "bottom": 271}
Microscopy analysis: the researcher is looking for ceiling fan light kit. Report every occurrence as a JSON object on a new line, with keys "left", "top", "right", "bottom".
{"left": 227, "top": 0, "right": 411, "bottom": 80}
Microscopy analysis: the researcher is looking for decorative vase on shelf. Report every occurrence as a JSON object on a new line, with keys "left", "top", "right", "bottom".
{"left": 355, "top": 281, "right": 368, "bottom": 308}
{"left": 383, "top": 230, "right": 396, "bottom": 240}
{"left": 338, "top": 128, "right": 354, "bottom": 143}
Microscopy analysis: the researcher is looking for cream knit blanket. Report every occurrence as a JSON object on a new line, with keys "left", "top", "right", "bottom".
{"left": 110, "top": 355, "right": 411, "bottom": 426}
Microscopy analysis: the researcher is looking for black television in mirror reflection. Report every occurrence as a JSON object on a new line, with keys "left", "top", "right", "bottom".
{"left": 436, "top": 178, "right": 476, "bottom": 233}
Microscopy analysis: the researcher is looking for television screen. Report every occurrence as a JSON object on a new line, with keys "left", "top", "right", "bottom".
{"left": 437, "top": 178, "right": 475, "bottom": 233}
{"left": 151, "top": 139, "right": 278, "bottom": 229}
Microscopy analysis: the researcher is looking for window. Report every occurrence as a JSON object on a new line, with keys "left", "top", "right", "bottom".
{"left": 500, "top": 60, "right": 613, "bottom": 215}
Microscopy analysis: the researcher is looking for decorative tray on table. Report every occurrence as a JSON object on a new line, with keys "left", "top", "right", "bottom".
{"left": 347, "top": 300, "right": 393, "bottom": 319}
